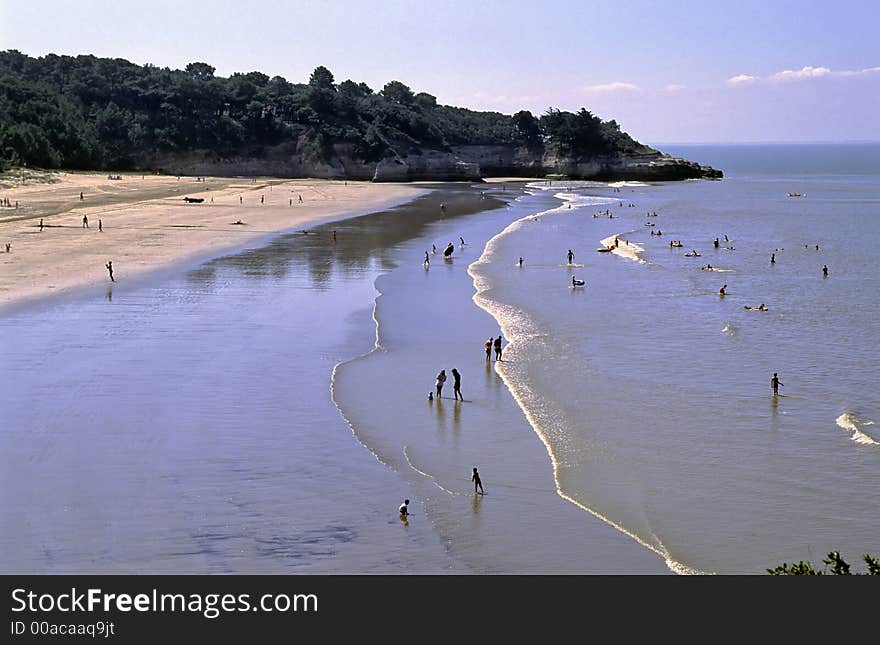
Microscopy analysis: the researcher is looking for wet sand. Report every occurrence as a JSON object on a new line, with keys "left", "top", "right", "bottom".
{"left": 0, "top": 171, "right": 422, "bottom": 310}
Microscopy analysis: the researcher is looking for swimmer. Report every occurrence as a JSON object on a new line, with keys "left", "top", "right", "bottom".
{"left": 572, "top": 276, "right": 585, "bottom": 287}
{"left": 718, "top": 284, "right": 727, "bottom": 296}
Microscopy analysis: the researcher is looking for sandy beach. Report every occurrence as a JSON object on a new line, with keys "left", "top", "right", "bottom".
{"left": 0, "top": 172, "right": 422, "bottom": 310}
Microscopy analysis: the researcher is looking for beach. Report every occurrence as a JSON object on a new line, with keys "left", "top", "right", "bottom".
{"left": 2, "top": 143, "right": 878, "bottom": 575}
{"left": 0, "top": 172, "right": 421, "bottom": 310}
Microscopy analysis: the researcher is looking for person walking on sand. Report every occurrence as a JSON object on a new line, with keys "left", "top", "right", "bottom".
{"left": 435, "top": 369, "right": 447, "bottom": 399}
{"left": 298, "top": 194, "right": 303, "bottom": 203}
{"left": 771, "top": 372, "right": 783, "bottom": 396}
{"left": 493, "top": 335, "right": 503, "bottom": 361}
{"left": 471, "top": 467, "right": 484, "bottom": 494}
{"left": 39, "top": 218, "right": 43, "bottom": 232}
{"left": 82, "top": 214, "right": 89, "bottom": 229}
{"left": 261, "top": 195, "right": 264, "bottom": 204}
{"left": 451, "top": 368, "right": 463, "bottom": 401}
{"left": 105, "top": 260, "right": 115, "bottom": 282}
{"left": 567, "top": 249, "right": 574, "bottom": 265}
{"left": 80, "top": 192, "right": 84, "bottom": 201}
{"left": 239, "top": 195, "right": 243, "bottom": 205}
{"left": 98, "top": 219, "right": 103, "bottom": 232}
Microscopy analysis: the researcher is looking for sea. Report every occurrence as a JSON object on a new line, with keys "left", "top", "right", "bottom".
{"left": 2, "top": 143, "right": 878, "bottom": 574}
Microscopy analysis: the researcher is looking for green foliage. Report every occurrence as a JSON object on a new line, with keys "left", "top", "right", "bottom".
{"left": 0, "top": 51, "right": 654, "bottom": 171}
{"left": 768, "top": 551, "right": 880, "bottom": 575}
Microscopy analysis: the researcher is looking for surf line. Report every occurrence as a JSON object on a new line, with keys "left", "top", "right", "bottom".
{"left": 402, "top": 446, "right": 460, "bottom": 496}
{"left": 468, "top": 213, "right": 709, "bottom": 575}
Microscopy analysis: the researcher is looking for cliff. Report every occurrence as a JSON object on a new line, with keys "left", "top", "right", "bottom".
{"left": 146, "top": 143, "right": 722, "bottom": 182}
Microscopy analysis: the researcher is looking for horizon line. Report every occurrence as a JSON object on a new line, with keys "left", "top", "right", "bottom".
{"left": 650, "top": 139, "right": 880, "bottom": 146}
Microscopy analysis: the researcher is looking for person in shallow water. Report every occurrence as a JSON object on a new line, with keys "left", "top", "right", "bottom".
{"left": 472, "top": 467, "right": 484, "bottom": 494}
{"left": 451, "top": 368, "right": 463, "bottom": 401}
{"left": 771, "top": 372, "right": 783, "bottom": 395}
{"left": 435, "top": 369, "right": 447, "bottom": 398}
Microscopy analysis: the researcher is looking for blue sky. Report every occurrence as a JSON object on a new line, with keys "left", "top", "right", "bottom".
{"left": 1, "top": 0, "right": 877, "bottom": 142}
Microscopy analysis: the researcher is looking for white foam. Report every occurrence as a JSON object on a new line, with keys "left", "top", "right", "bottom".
{"left": 600, "top": 234, "right": 646, "bottom": 264}
{"left": 607, "top": 180, "right": 650, "bottom": 188}
{"left": 836, "top": 413, "right": 879, "bottom": 446}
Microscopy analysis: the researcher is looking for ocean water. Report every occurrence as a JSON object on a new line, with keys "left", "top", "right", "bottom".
{"left": 467, "top": 143, "right": 880, "bottom": 573}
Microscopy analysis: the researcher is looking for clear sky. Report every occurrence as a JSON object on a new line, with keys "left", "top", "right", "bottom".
{"left": 1, "top": 0, "right": 877, "bottom": 143}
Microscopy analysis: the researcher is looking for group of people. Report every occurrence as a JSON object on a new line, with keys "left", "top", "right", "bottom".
{"left": 0, "top": 196, "right": 18, "bottom": 208}
{"left": 432, "top": 368, "right": 464, "bottom": 402}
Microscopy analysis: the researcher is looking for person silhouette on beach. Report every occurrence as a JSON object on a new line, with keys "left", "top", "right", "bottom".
{"left": 485, "top": 338, "right": 492, "bottom": 360}
{"left": 98, "top": 219, "right": 103, "bottom": 232}
{"left": 82, "top": 214, "right": 89, "bottom": 228}
{"left": 435, "top": 369, "right": 447, "bottom": 399}
{"left": 105, "top": 260, "right": 115, "bottom": 282}
{"left": 39, "top": 218, "right": 43, "bottom": 232}
{"left": 771, "top": 372, "right": 783, "bottom": 396}
{"left": 261, "top": 195, "right": 264, "bottom": 204}
{"left": 471, "top": 468, "right": 484, "bottom": 494}
{"left": 493, "top": 335, "right": 503, "bottom": 361}
{"left": 80, "top": 192, "right": 84, "bottom": 201}
{"left": 424, "top": 251, "right": 430, "bottom": 266}
{"left": 299, "top": 194, "right": 303, "bottom": 203}
{"left": 239, "top": 195, "right": 242, "bottom": 205}
{"left": 822, "top": 264, "right": 828, "bottom": 277}
{"left": 567, "top": 249, "right": 574, "bottom": 265}
{"left": 451, "top": 368, "right": 463, "bottom": 401}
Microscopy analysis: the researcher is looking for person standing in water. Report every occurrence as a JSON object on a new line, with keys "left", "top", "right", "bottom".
{"left": 493, "top": 335, "right": 503, "bottom": 361}
{"left": 471, "top": 467, "right": 484, "bottom": 494}
{"left": 718, "top": 284, "right": 727, "bottom": 296}
{"left": 567, "top": 249, "right": 574, "bottom": 264}
{"left": 771, "top": 372, "right": 783, "bottom": 396}
{"left": 822, "top": 264, "right": 828, "bottom": 277}
{"left": 435, "top": 369, "right": 447, "bottom": 399}
{"left": 424, "top": 251, "right": 430, "bottom": 266}
{"left": 451, "top": 368, "right": 463, "bottom": 401}
{"left": 485, "top": 338, "right": 492, "bottom": 360}
{"left": 399, "top": 499, "right": 410, "bottom": 518}
{"left": 771, "top": 253, "right": 775, "bottom": 265}
{"left": 105, "top": 260, "right": 115, "bottom": 282}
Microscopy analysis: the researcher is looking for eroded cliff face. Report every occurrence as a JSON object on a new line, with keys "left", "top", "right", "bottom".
{"left": 144, "top": 142, "right": 722, "bottom": 182}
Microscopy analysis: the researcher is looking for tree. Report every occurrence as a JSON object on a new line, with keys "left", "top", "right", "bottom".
{"left": 381, "top": 81, "right": 414, "bottom": 106}
{"left": 768, "top": 551, "right": 880, "bottom": 575}
{"left": 308, "top": 66, "right": 335, "bottom": 90}
{"left": 184, "top": 62, "right": 215, "bottom": 80}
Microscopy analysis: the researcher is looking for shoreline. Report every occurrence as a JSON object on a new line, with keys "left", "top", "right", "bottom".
{"left": 0, "top": 171, "right": 424, "bottom": 312}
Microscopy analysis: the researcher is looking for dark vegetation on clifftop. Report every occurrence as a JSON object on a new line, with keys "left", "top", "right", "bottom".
{"left": 0, "top": 51, "right": 721, "bottom": 180}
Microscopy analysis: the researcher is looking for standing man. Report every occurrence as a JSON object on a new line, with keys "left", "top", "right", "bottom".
{"left": 98, "top": 219, "right": 103, "bottom": 232}
{"left": 822, "top": 264, "right": 828, "bottom": 278}
{"left": 39, "top": 218, "right": 43, "bottom": 232}
{"left": 105, "top": 261, "right": 115, "bottom": 282}
{"left": 493, "top": 335, "right": 503, "bottom": 362}
{"left": 771, "top": 372, "right": 783, "bottom": 396}
{"left": 451, "top": 368, "right": 463, "bottom": 401}
{"left": 567, "top": 249, "right": 574, "bottom": 264}
{"left": 82, "top": 214, "right": 89, "bottom": 228}
{"left": 471, "top": 467, "right": 484, "bottom": 495}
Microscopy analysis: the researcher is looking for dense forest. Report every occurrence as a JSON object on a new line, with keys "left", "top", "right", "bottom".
{"left": 0, "top": 50, "right": 656, "bottom": 173}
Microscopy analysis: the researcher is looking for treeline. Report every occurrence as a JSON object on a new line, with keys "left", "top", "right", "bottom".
{"left": 0, "top": 50, "right": 654, "bottom": 171}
